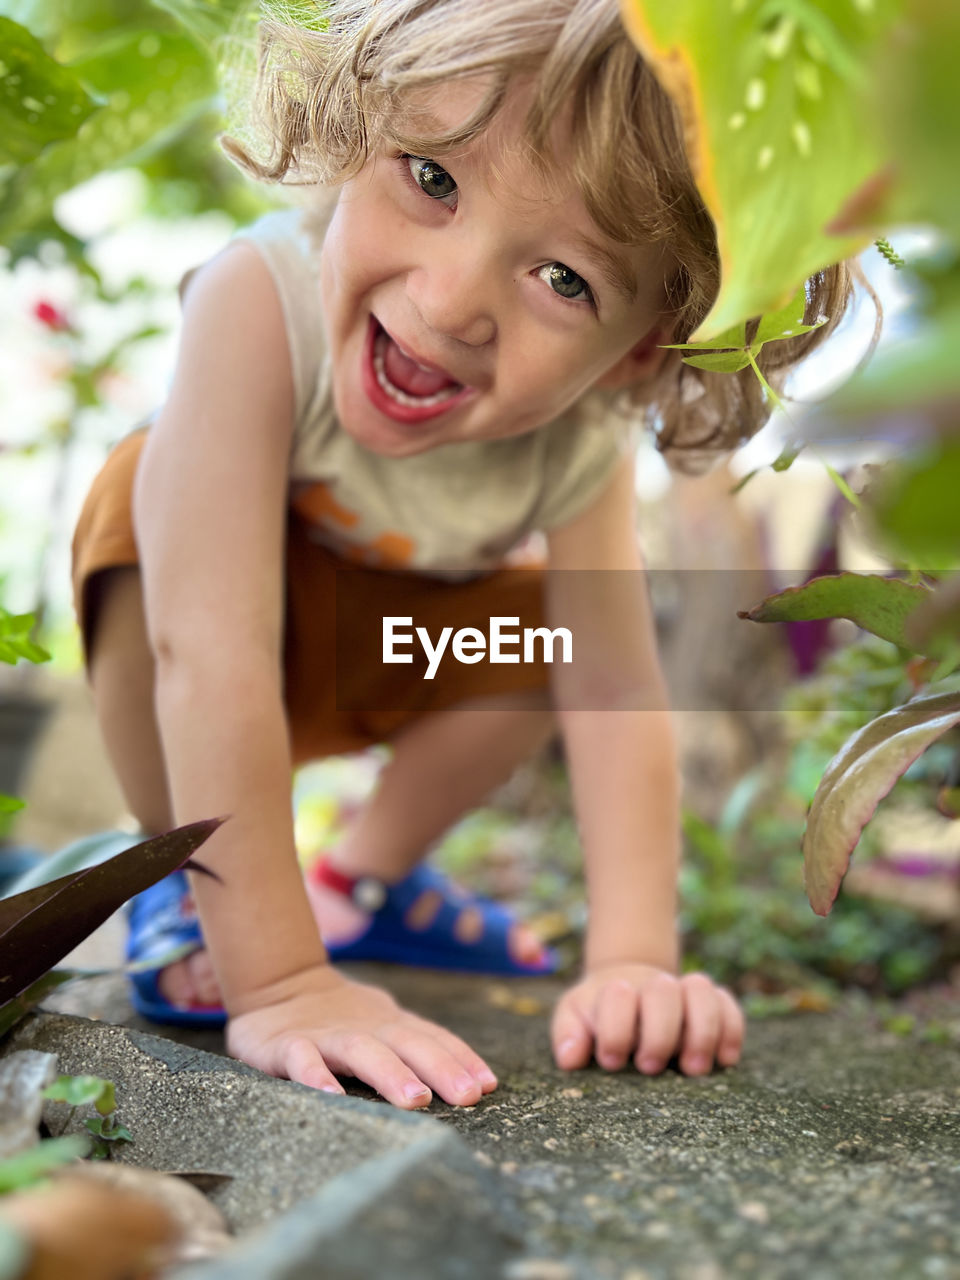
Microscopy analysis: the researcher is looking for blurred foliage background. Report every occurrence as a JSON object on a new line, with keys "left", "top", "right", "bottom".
{"left": 1, "top": 0, "right": 959, "bottom": 1018}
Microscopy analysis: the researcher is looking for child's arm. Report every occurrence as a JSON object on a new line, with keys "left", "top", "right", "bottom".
{"left": 544, "top": 457, "right": 745, "bottom": 1077}
{"left": 133, "top": 243, "right": 494, "bottom": 1109}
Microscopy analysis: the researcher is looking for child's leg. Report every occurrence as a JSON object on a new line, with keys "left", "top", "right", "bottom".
{"left": 89, "top": 565, "right": 554, "bottom": 1001}
{"left": 87, "top": 567, "right": 172, "bottom": 835}
{"left": 86, "top": 565, "right": 221, "bottom": 1007}
{"left": 307, "top": 692, "right": 554, "bottom": 963}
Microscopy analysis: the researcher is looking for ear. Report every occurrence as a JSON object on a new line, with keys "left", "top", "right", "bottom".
{"left": 593, "top": 322, "right": 673, "bottom": 391}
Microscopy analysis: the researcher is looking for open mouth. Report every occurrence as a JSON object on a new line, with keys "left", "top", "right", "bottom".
{"left": 362, "top": 316, "right": 475, "bottom": 425}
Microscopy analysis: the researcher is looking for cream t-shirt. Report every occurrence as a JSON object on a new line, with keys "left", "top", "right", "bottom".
{"left": 199, "top": 207, "right": 633, "bottom": 575}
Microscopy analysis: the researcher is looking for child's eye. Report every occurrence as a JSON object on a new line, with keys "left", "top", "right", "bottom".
{"left": 403, "top": 155, "right": 458, "bottom": 203}
{"left": 537, "top": 262, "right": 594, "bottom": 307}
{"left": 397, "top": 154, "right": 594, "bottom": 309}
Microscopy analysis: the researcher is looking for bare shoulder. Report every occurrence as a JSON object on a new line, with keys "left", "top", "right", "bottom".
{"left": 180, "top": 238, "right": 282, "bottom": 313}
{"left": 171, "top": 239, "right": 293, "bottom": 398}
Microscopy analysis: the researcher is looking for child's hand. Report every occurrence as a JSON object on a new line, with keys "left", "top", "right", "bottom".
{"left": 225, "top": 963, "right": 497, "bottom": 1109}
{"left": 552, "top": 962, "right": 745, "bottom": 1077}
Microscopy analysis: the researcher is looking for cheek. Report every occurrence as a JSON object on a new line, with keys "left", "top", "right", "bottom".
{"left": 323, "top": 196, "right": 395, "bottom": 295}
{"left": 499, "top": 338, "right": 606, "bottom": 423}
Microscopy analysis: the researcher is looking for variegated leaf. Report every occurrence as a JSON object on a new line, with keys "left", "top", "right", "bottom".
{"left": 803, "top": 686, "right": 960, "bottom": 914}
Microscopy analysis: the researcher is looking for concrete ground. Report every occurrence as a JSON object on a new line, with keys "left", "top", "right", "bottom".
{"left": 6, "top": 673, "right": 960, "bottom": 1277}
{"left": 19, "top": 957, "right": 960, "bottom": 1280}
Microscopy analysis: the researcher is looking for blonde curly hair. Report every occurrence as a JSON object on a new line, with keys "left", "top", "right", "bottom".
{"left": 222, "top": 0, "right": 868, "bottom": 471}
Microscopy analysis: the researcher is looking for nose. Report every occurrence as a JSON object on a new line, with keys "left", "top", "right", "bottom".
{"left": 405, "top": 236, "right": 498, "bottom": 348}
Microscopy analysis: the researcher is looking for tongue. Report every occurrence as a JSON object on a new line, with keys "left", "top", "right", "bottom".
{"left": 383, "top": 334, "right": 458, "bottom": 397}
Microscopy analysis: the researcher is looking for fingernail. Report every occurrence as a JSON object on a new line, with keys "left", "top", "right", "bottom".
{"left": 639, "top": 1057, "right": 660, "bottom": 1075}
{"left": 404, "top": 1082, "right": 431, "bottom": 1102}
{"left": 686, "top": 1055, "right": 709, "bottom": 1074}
{"left": 321, "top": 1085, "right": 344, "bottom": 1095}
{"left": 454, "top": 1074, "right": 477, "bottom": 1096}
{"left": 478, "top": 1069, "right": 498, "bottom": 1087}
{"left": 558, "top": 1038, "right": 578, "bottom": 1057}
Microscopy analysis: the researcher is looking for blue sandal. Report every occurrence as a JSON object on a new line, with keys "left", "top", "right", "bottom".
{"left": 125, "top": 870, "right": 226, "bottom": 1027}
{"left": 312, "top": 858, "right": 559, "bottom": 975}
{"left": 125, "top": 856, "right": 558, "bottom": 1027}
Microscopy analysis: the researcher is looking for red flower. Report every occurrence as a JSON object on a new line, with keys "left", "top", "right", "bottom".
{"left": 33, "top": 300, "right": 71, "bottom": 332}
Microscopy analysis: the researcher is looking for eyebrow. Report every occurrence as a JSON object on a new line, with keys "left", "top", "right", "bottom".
{"left": 568, "top": 232, "right": 640, "bottom": 306}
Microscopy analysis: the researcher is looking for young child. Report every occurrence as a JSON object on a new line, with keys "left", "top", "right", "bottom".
{"left": 71, "top": 0, "right": 853, "bottom": 1110}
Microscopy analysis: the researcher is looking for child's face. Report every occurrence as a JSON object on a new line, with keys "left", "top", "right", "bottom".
{"left": 319, "top": 77, "right": 672, "bottom": 457}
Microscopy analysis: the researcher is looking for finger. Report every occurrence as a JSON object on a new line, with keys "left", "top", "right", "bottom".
{"left": 678, "top": 974, "right": 723, "bottom": 1075}
{"left": 283, "top": 1038, "right": 346, "bottom": 1095}
{"left": 716, "top": 986, "right": 746, "bottom": 1067}
{"left": 323, "top": 1031, "right": 433, "bottom": 1110}
{"left": 634, "top": 973, "right": 684, "bottom": 1075}
{"left": 405, "top": 1014, "right": 499, "bottom": 1093}
{"left": 551, "top": 999, "right": 593, "bottom": 1070}
{"left": 593, "top": 979, "right": 639, "bottom": 1071}
{"left": 378, "top": 1024, "right": 485, "bottom": 1106}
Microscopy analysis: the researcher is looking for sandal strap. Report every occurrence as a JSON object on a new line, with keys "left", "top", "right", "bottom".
{"left": 311, "top": 856, "right": 389, "bottom": 912}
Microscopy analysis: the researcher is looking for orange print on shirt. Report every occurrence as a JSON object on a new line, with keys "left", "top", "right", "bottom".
{"left": 293, "top": 482, "right": 416, "bottom": 568}
{"left": 292, "top": 483, "right": 360, "bottom": 529}
{"left": 341, "top": 532, "right": 416, "bottom": 568}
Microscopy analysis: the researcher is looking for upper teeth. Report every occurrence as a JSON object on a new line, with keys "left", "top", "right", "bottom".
{"left": 400, "top": 345, "right": 439, "bottom": 374}
{"left": 373, "top": 328, "right": 462, "bottom": 407}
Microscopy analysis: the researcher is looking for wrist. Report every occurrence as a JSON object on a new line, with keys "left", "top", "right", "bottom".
{"left": 584, "top": 953, "right": 678, "bottom": 976}
{"left": 226, "top": 958, "right": 338, "bottom": 1018}
{"left": 584, "top": 931, "right": 679, "bottom": 975}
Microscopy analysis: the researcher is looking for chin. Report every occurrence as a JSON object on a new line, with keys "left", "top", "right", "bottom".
{"left": 333, "top": 396, "right": 443, "bottom": 458}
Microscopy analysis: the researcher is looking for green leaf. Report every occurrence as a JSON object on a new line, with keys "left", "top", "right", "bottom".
{"left": 682, "top": 810, "right": 735, "bottom": 886}
{"left": 621, "top": 0, "right": 900, "bottom": 338}
{"left": 822, "top": 463, "right": 861, "bottom": 510}
{"left": 803, "top": 684, "right": 960, "bottom": 915}
{"left": 754, "top": 281, "right": 823, "bottom": 344}
{"left": 0, "top": 16, "right": 98, "bottom": 165}
{"left": 83, "top": 1116, "right": 131, "bottom": 1143}
{"left": 0, "top": 610, "right": 50, "bottom": 665}
{"left": 661, "top": 282, "right": 822, "bottom": 380}
{"left": 737, "top": 572, "right": 948, "bottom": 657}
{"left": 149, "top": 0, "right": 257, "bottom": 49}
{"left": 729, "top": 467, "right": 761, "bottom": 495}
{"left": 3, "top": 215, "right": 104, "bottom": 282}
{"left": 0, "top": 796, "right": 24, "bottom": 815}
{"left": 867, "top": 442, "right": 960, "bottom": 569}
{"left": 94, "top": 1080, "right": 117, "bottom": 1116}
{"left": 0, "top": 0, "right": 166, "bottom": 59}
{"left": 771, "top": 440, "right": 804, "bottom": 471}
{"left": 0, "top": 29, "right": 215, "bottom": 243}
{"left": 42, "top": 1073, "right": 111, "bottom": 1108}
{"left": 662, "top": 321, "right": 748, "bottom": 351}
{"left": 876, "top": 0, "right": 960, "bottom": 240}
{"left": 882, "top": 1012, "right": 915, "bottom": 1036}
{"left": 0, "top": 819, "right": 222, "bottom": 1006}
{"left": 678, "top": 348, "right": 757, "bottom": 373}
{"left": 0, "top": 1135, "right": 89, "bottom": 1192}
{"left": 904, "top": 574, "right": 960, "bottom": 661}
{"left": 0, "top": 611, "right": 34, "bottom": 637}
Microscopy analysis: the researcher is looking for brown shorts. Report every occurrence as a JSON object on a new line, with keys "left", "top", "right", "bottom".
{"left": 71, "top": 429, "right": 550, "bottom": 766}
